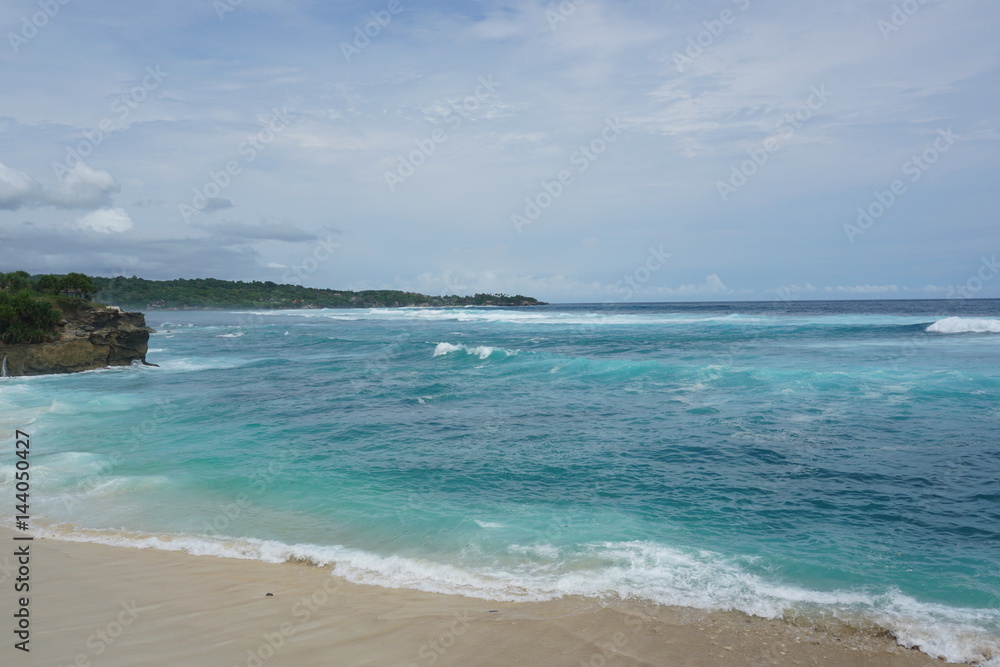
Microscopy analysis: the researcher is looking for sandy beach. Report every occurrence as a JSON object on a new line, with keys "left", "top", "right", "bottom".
{"left": 0, "top": 528, "right": 956, "bottom": 667}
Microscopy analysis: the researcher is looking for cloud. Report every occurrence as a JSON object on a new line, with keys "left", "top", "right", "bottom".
{"left": 133, "top": 198, "right": 166, "bottom": 208}
{"left": 659, "top": 274, "right": 729, "bottom": 297}
{"left": 825, "top": 284, "right": 899, "bottom": 294}
{"left": 74, "top": 208, "right": 134, "bottom": 233}
{"left": 0, "top": 223, "right": 264, "bottom": 279}
{"left": 47, "top": 163, "right": 120, "bottom": 209}
{"left": 194, "top": 219, "right": 317, "bottom": 242}
{"left": 0, "top": 1, "right": 996, "bottom": 299}
{"left": 0, "top": 162, "right": 121, "bottom": 211}
{"left": 203, "top": 197, "right": 233, "bottom": 212}
{"left": 0, "top": 162, "right": 41, "bottom": 210}
{"left": 776, "top": 283, "right": 818, "bottom": 295}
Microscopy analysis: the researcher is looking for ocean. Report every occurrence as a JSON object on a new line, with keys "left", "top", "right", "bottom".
{"left": 2, "top": 300, "right": 998, "bottom": 664}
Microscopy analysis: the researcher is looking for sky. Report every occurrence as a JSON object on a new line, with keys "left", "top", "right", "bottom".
{"left": 1, "top": 0, "right": 998, "bottom": 302}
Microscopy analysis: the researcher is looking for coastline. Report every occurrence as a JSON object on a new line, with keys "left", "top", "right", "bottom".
{"left": 1, "top": 527, "right": 955, "bottom": 666}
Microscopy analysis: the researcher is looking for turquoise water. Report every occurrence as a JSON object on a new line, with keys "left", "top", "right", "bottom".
{"left": 2, "top": 301, "right": 999, "bottom": 664}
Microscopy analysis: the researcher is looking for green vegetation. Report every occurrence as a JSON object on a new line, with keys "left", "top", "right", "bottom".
{"left": 91, "top": 275, "right": 545, "bottom": 310}
{"left": 0, "top": 277, "right": 64, "bottom": 345}
{"left": 1, "top": 270, "right": 545, "bottom": 322}
{"left": 36, "top": 272, "right": 98, "bottom": 300}
{"left": 0, "top": 270, "right": 104, "bottom": 345}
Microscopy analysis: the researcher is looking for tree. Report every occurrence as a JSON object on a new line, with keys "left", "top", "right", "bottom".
{"left": 0, "top": 290, "right": 62, "bottom": 344}
{"left": 0, "top": 271, "right": 30, "bottom": 293}
{"left": 35, "top": 274, "right": 63, "bottom": 295}
{"left": 62, "top": 272, "right": 97, "bottom": 300}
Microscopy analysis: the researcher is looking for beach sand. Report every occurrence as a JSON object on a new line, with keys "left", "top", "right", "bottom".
{"left": 1, "top": 528, "right": 956, "bottom": 666}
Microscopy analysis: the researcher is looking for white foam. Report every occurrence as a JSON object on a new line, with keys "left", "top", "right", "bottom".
{"left": 433, "top": 342, "right": 517, "bottom": 360}
{"left": 474, "top": 520, "right": 505, "bottom": 529}
{"left": 73, "top": 474, "right": 173, "bottom": 497}
{"left": 155, "top": 358, "right": 251, "bottom": 372}
{"left": 508, "top": 543, "right": 561, "bottom": 559}
{"left": 432, "top": 342, "right": 463, "bottom": 356}
{"left": 238, "top": 308, "right": 935, "bottom": 329}
{"left": 927, "top": 317, "right": 1000, "bottom": 334}
{"left": 216, "top": 331, "right": 245, "bottom": 338}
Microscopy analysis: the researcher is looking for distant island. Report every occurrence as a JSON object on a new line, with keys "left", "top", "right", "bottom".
{"left": 91, "top": 275, "right": 546, "bottom": 310}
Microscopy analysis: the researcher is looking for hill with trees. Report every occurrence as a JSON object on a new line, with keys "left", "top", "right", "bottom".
{"left": 90, "top": 275, "right": 545, "bottom": 310}
{"left": 0, "top": 272, "right": 545, "bottom": 329}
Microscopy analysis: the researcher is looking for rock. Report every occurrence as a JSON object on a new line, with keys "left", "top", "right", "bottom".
{"left": 0, "top": 307, "right": 154, "bottom": 376}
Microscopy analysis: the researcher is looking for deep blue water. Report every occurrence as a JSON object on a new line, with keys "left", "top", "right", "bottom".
{"left": 2, "top": 300, "right": 998, "bottom": 664}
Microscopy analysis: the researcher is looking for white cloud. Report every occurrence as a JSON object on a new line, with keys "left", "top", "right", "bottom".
{"left": 0, "top": 162, "right": 41, "bottom": 210}
{"left": 74, "top": 208, "right": 134, "bottom": 233}
{"left": 0, "top": 162, "right": 121, "bottom": 211}
{"left": 47, "top": 163, "right": 120, "bottom": 209}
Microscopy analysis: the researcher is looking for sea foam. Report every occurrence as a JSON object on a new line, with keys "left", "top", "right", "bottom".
{"left": 22, "top": 525, "right": 1000, "bottom": 666}
{"left": 927, "top": 317, "right": 1000, "bottom": 334}
{"left": 433, "top": 342, "right": 518, "bottom": 360}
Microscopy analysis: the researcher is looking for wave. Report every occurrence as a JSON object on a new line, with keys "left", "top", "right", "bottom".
{"left": 433, "top": 342, "right": 519, "bottom": 360}
{"left": 235, "top": 309, "right": 959, "bottom": 337}
{"left": 153, "top": 357, "right": 256, "bottom": 373}
{"left": 255, "top": 308, "right": 765, "bottom": 326}
{"left": 927, "top": 317, "right": 1000, "bottom": 334}
{"left": 0, "top": 453, "right": 174, "bottom": 504}
{"left": 21, "top": 525, "right": 1000, "bottom": 665}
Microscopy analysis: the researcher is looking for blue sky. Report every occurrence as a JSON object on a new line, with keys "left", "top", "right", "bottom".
{"left": 1, "top": 0, "right": 998, "bottom": 302}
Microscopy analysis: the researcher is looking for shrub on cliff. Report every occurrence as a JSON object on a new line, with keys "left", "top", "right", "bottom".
{"left": 0, "top": 271, "right": 31, "bottom": 293}
{"left": 0, "top": 290, "right": 63, "bottom": 345}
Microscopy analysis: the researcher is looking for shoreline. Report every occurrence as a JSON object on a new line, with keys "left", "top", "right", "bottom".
{"left": 0, "top": 527, "right": 957, "bottom": 666}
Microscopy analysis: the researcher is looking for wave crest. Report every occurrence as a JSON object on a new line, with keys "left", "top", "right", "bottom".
{"left": 433, "top": 342, "right": 518, "bottom": 360}
{"left": 926, "top": 317, "right": 1000, "bottom": 334}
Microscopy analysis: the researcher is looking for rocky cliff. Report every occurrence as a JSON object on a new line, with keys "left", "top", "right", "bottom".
{"left": 0, "top": 307, "right": 154, "bottom": 377}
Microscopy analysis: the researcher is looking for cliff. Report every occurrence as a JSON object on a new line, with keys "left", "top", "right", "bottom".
{"left": 0, "top": 307, "right": 154, "bottom": 377}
